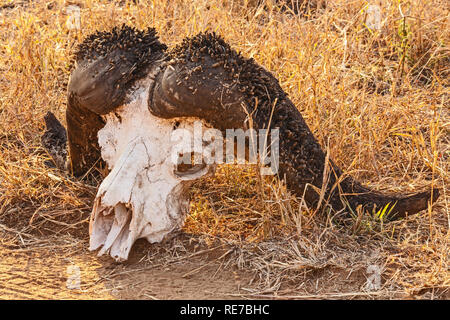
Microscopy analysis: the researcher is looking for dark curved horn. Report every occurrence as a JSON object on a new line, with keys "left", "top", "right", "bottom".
{"left": 149, "top": 32, "right": 439, "bottom": 220}
{"left": 66, "top": 25, "right": 167, "bottom": 176}
{"left": 150, "top": 56, "right": 248, "bottom": 130}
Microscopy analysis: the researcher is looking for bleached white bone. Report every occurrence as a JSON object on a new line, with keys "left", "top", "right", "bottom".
{"left": 89, "top": 75, "right": 214, "bottom": 261}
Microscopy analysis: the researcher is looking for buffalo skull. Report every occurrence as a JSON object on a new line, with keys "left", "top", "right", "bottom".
{"left": 52, "top": 25, "right": 438, "bottom": 261}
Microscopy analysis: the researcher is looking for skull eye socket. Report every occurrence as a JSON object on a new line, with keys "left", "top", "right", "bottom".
{"left": 174, "top": 152, "right": 207, "bottom": 178}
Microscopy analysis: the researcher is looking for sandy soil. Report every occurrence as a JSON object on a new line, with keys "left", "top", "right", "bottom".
{"left": 0, "top": 235, "right": 254, "bottom": 300}
{"left": 1, "top": 226, "right": 448, "bottom": 300}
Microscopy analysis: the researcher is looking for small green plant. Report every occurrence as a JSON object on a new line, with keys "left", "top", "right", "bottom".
{"left": 396, "top": 6, "right": 412, "bottom": 83}
{"left": 374, "top": 201, "right": 397, "bottom": 221}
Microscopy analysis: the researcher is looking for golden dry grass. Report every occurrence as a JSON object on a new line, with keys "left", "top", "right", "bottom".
{"left": 0, "top": 0, "right": 448, "bottom": 299}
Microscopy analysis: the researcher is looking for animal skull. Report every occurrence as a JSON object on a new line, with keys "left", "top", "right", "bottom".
{"left": 89, "top": 76, "right": 214, "bottom": 261}
{"left": 60, "top": 26, "right": 437, "bottom": 262}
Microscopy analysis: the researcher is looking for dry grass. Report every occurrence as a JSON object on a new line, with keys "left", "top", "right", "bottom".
{"left": 0, "top": 0, "right": 448, "bottom": 299}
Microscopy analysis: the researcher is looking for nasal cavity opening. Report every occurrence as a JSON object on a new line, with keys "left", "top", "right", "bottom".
{"left": 174, "top": 152, "right": 207, "bottom": 177}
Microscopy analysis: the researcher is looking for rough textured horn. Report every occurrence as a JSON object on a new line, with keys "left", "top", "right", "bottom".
{"left": 41, "top": 111, "right": 68, "bottom": 170}
{"left": 149, "top": 32, "right": 439, "bottom": 220}
{"left": 66, "top": 25, "right": 167, "bottom": 176}
{"left": 150, "top": 56, "right": 248, "bottom": 130}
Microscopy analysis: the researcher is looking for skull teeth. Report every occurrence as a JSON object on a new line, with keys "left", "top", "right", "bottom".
{"left": 89, "top": 198, "right": 134, "bottom": 261}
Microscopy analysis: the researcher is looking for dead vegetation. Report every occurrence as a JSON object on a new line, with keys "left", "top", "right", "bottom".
{"left": 0, "top": 0, "right": 448, "bottom": 299}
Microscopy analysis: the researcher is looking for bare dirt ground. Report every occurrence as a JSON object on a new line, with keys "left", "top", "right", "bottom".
{"left": 1, "top": 226, "right": 448, "bottom": 300}
{"left": 0, "top": 237, "right": 375, "bottom": 300}
{"left": 0, "top": 233, "right": 254, "bottom": 300}
{"left": 0, "top": 0, "right": 448, "bottom": 300}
